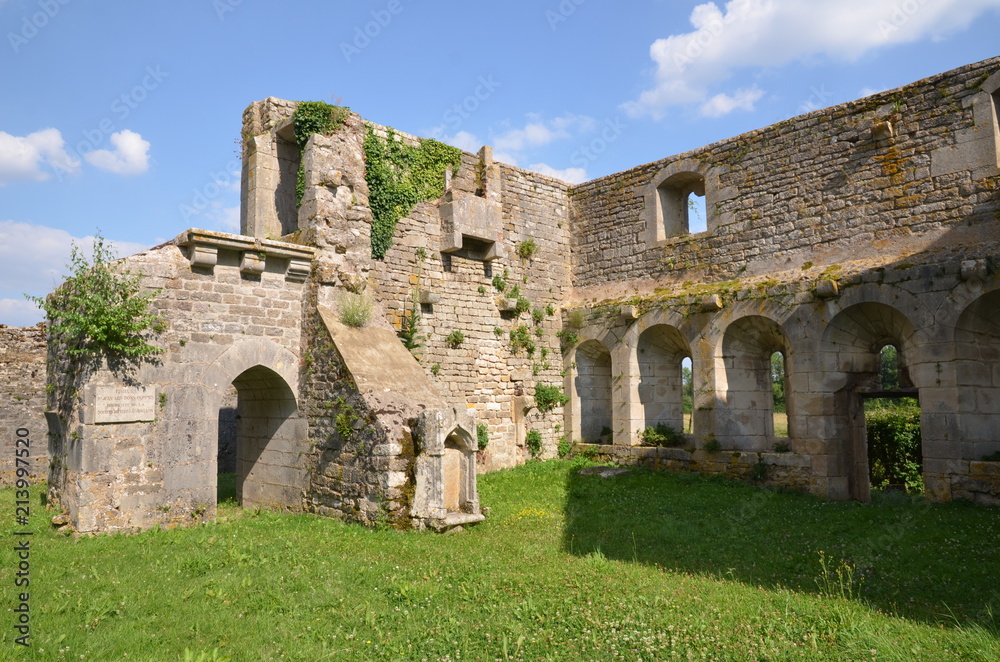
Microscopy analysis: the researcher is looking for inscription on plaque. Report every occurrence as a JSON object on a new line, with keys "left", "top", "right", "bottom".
{"left": 94, "top": 386, "right": 156, "bottom": 424}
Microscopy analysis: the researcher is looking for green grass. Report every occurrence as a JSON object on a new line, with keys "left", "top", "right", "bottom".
{"left": 3, "top": 462, "right": 1000, "bottom": 661}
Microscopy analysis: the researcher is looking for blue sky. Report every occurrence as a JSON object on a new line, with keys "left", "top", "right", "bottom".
{"left": 2, "top": 0, "right": 998, "bottom": 326}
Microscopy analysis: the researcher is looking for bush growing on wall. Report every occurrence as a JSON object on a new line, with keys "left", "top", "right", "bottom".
{"left": 27, "top": 231, "right": 163, "bottom": 358}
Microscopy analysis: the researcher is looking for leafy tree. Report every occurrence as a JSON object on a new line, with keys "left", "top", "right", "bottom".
{"left": 27, "top": 231, "right": 163, "bottom": 358}
{"left": 771, "top": 351, "right": 786, "bottom": 414}
{"left": 879, "top": 345, "right": 900, "bottom": 390}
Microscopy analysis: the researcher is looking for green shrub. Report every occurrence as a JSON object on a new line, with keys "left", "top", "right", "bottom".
{"left": 526, "top": 429, "right": 543, "bottom": 458}
{"left": 531, "top": 308, "right": 546, "bottom": 324}
{"left": 640, "top": 423, "right": 684, "bottom": 447}
{"left": 430, "top": 363, "right": 441, "bottom": 376}
{"left": 338, "top": 291, "right": 372, "bottom": 328}
{"left": 557, "top": 436, "right": 572, "bottom": 458}
{"left": 983, "top": 450, "right": 1000, "bottom": 462}
{"left": 27, "top": 231, "right": 163, "bottom": 358}
{"left": 398, "top": 296, "right": 423, "bottom": 352}
{"left": 509, "top": 325, "right": 536, "bottom": 356}
{"left": 866, "top": 399, "right": 922, "bottom": 492}
{"left": 292, "top": 101, "right": 349, "bottom": 206}
{"left": 516, "top": 238, "right": 538, "bottom": 260}
{"left": 556, "top": 329, "right": 579, "bottom": 351}
{"left": 476, "top": 423, "right": 489, "bottom": 451}
{"left": 773, "top": 440, "right": 791, "bottom": 453}
{"left": 703, "top": 435, "right": 721, "bottom": 452}
{"left": 534, "top": 383, "right": 569, "bottom": 414}
{"left": 445, "top": 330, "right": 465, "bottom": 349}
{"left": 492, "top": 274, "right": 507, "bottom": 292}
{"left": 514, "top": 296, "right": 531, "bottom": 316}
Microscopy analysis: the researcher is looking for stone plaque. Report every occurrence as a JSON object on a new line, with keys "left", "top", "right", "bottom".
{"left": 94, "top": 386, "right": 156, "bottom": 424}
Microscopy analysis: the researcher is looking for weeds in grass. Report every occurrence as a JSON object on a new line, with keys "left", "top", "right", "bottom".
{"left": 815, "top": 550, "right": 863, "bottom": 601}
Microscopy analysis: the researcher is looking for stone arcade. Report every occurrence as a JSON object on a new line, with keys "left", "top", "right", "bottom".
{"left": 8, "top": 57, "right": 1000, "bottom": 533}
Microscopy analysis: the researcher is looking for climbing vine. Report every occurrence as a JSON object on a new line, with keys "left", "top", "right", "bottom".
{"left": 364, "top": 127, "right": 462, "bottom": 259}
{"left": 292, "top": 101, "right": 350, "bottom": 206}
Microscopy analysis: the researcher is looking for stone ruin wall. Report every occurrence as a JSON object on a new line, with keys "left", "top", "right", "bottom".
{"left": 571, "top": 58, "right": 1000, "bottom": 298}
{"left": 371, "top": 158, "right": 572, "bottom": 471}
{"left": 562, "top": 57, "right": 1000, "bottom": 504}
{"left": 17, "top": 57, "right": 1000, "bottom": 532}
{"left": 0, "top": 325, "right": 48, "bottom": 485}
{"left": 44, "top": 235, "right": 315, "bottom": 532}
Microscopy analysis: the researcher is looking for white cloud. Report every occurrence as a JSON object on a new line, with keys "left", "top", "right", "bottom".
{"left": 526, "top": 163, "right": 589, "bottom": 184}
{"left": 491, "top": 114, "right": 597, "bottom": 152}
{"left": 624, "top": 0, "right": 1000, "bottom": 119}
{"left": 700, "top": 86, "right": 765, "bottom": 117}
{"left": 0, "top": 128, "right": 80, "bottom": 184}
{"left": 429, "top": 113, "right": 598, "bottom": 182}
{"left": 84, "top": 130, "right": 151, "bottom": 175}
{"left": 0, "top": 221, "right": 150, "bottom": 326}
{"left": 0, "top": 299, "right": 44, "bottom": 327}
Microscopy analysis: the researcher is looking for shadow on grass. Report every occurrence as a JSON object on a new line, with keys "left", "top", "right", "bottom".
{"left": 562, "top": 465, "right": 1000, "bottom": 630}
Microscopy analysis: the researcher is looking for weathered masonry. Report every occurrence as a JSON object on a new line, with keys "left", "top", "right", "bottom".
{"left": 30, "top": 57, "right": 1000, "bottom": 533}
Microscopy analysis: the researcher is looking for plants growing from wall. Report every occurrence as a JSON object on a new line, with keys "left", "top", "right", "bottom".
{"left": 27, "top": 231, "right": 164, "bottom": 358}
{"left": 398, "top": 294, "right": 423, "bottom": 353}
{"left": 525, "top": 429, "right": 543, "bottom": 458}
{"left": 509, "top": 325, "right": 536, "bottom": 356}
{"left": 476, "top": 423, "right": 489, "bottom": 451}
{"left": 292, "top": 101, "right": 350, "bottom": 206}
{"left": 338, "top": 291, "right": 373, "bottom": 328}
{"left": 364, "top": 127, "right": 462, "bottom": 259}
{"left": 516, "top": 238, "right": 538, "bottom": 260}
{"left": 445, "top": 330, "right": 465, "bottom": 349}
{"left": 534, "top": 383, "right": 568, "bottom": 414}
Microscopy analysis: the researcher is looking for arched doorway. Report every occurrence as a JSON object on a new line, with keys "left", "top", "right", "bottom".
{"left": 227, "top": 365, "right": 309, "bottom": 509}
{"left": 574, "top": 340, "right": 613, "bottom": 444}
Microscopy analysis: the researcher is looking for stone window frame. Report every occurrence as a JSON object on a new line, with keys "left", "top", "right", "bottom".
{"left": 642, "top": 158, "right": 733, "bottom": 245}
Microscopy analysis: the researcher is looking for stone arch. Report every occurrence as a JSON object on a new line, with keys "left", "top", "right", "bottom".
{"left": 820, "top": 302, "right": 919, "bottom": 501}
{"left": 201, "top": 339, "right": 307, "bottom": 510}
{"left": 719, "top": 315, "right": 792, "bottom": 450}
{"left": 572, "top": 339, "right": 614, "bottom": 443}
{"left": 954, "top": 290, "right": 1000, "bottom": 459}
{"left": 642, "top": 158, "right": 714, "bottom": 243}
{"left": 636, "top": 324, "right": 691, "bottom": 433}
{"left": 412, "top": 408, "right": 482, "bottom": 528}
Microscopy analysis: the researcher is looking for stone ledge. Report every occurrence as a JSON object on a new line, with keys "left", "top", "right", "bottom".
{"left": 173, "top": 228, "right": 316, "bottom": 281}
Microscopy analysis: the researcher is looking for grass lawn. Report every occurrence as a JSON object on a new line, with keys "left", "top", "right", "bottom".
{"left": 3, "top": 461, "right": 1000, "bottom": 661}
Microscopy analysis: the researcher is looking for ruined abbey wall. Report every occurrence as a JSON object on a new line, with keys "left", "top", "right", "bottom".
{"left": 571, "top": 59, "right": 1000, "bottom": 300}
{"left": 561, "top": 57, "right": 1000, "bottom": 504}
{"left": 0, "top": 325, "right": 48, "bottom": 484}
{"left": 29, "top": 57, "right": 1000, "bottom": 533}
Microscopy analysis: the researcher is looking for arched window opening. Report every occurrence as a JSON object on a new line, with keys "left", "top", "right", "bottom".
{"left": 687, "top": 191, "right": 707, "bottom": 234}
{"left": 878, "top": 344, "right": 900, "bottom": 390}
{"left": 770, "top": 351, "right": 788, "bottom": 438}
{"left": 656, "top": 172, "right": 705, "bottom": 239}
{"left": 637, "top": 325, "right": 690, "bottom": 440}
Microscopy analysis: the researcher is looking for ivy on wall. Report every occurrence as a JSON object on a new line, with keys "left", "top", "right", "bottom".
{"left": 292, "top": 101, "right": 350, "bottom": 206}
{"left": 364, "top": 127, "right": 461, "bottom": 259}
